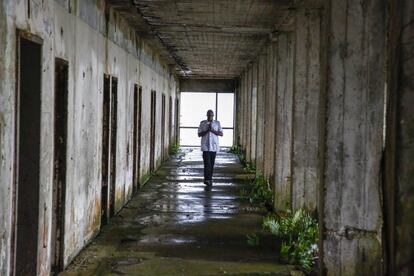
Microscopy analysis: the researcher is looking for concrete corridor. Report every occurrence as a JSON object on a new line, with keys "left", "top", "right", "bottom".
{"left": 1, "top": 1, "right": 413, "bottom": 275}
{"left": 61, "top": 148, "right": 294, "bottom": 275}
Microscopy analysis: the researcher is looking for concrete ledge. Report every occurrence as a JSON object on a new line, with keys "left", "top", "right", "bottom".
{"left": 180, "top": 79, "right": 236, "bottom": 93}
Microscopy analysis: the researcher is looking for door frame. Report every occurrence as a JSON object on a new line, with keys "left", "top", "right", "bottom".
{"left": 11, "top": 30, "right": 43, "bottom": 276}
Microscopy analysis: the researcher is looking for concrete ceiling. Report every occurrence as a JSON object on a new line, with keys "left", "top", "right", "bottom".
{"left": 109, "top": 0, "right": 293, "bottom": 79}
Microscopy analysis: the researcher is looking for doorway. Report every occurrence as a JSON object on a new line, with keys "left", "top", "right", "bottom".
{"left": 51, "top": 58, "right": 69, "bottom": 273}
{"left": 161, "top": 93, "right": 166, "bottom": 161}
{"left": 137, "top": 86, "right": 142, "bottom": 188}
{"left": 109, "top": 77, "right": 118, "bottom": 216}
{"left": 175, "top": 98, "right": 179, "bottom": 145}
{"left": 12, "top": 32, "right": 43, "bottom": 276}
{"left": 150, "top": 90, "right": 156, "bottom": 172}
{"left": 132, "top": 84, "right": 142, "bottom": 193}
{"left": 101, "top": 74, "right": 111, "bottom": 226}
{"left": 169, "top": 96, "right": 173, "bottom": 145}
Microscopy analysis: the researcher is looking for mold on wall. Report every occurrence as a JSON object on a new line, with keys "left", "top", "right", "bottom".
{"left": 0, "top": 1, "right": 178, "bottom": 275}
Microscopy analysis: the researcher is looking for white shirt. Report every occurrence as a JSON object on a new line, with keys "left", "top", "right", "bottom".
{"left": 198, "top": 120, "right": 222, "bottom": 152}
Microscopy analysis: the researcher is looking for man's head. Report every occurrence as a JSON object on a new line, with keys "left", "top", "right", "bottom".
{"left": 206, "top": 110, "right": 214, "bottom": 122}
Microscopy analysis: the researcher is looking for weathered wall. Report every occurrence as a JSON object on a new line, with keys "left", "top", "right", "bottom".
{"left": 245, "top": 64, "right": 253, "bottom": 162}
{"left": 385, "top": 0, "right": 414, "bottom": 274}
{"left": 0, "top": 0, "right": 178, "bottom": 275}
{"left": 263, "top": 43, "right": 277, "bottom": 182}
{"left": 0, "top": 1, "right": 14, "bottom": 274}
{"left": 0, "top": 1, "right": 55, "bottom": 274}
{"left": 291, "top": 8, "right": 321, "bottom": 212}
{"left": 255, "top": 52, "right": 266, "bottom": 173}
{"left": 322, "top": 0, "right": 386, "bottom": 274}
{"left": 394, "top": 0, "right": 414, "bottom": 271}
{"left": 274, "top": 32, "right": 294, "bottom": 211}
{"left": 250, "top": 61, "right": 258, "bottom": 164}
{"left": 235, "top": 0, "right": 412, "bottom": 274}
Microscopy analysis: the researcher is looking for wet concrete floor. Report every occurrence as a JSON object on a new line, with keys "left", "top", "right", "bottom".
{"left": 62, "top": 148, "right": 295, "bottom": 275}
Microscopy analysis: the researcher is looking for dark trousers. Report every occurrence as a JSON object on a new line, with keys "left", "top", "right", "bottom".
{"left": 202, "top": 151, "right": 217, "bottom": 181}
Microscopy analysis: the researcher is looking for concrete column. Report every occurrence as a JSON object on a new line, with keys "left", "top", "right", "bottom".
{"left": 255, "top": 52, "right": 267, "bottom": 172}
{"left": 239, "top": 74, "right": 244, "bottom": 148}
{"left": 244, "top": 70, "right": 249, "bottom": 152}
{"left": 250, "top": 61, "right": 258, "bottom": 163}
{"left": 0, "top": 3, "right": 13, "bottom": 275}
{"left": 322, "top": 0, "right": 386, "bottom": 274}
{"left": 292, "top": 8, "right": 321, "bottom": 212}
{"left": 235, "top": 80, "right": 242, "bottom": 146}
{"left": 263, "top": 43, "right": 277, "bottom": 182}
{"left": 274, "top": 32, "right": 295, "bottom": 211}
{"left": 384, "top": 0, "right": 414, "bottom": 274}
{"left": 245, "top": 65, "right": 253, "bottom": 162}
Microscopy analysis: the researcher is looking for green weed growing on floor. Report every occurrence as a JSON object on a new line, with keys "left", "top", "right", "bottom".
{"left": 229, "top": 144, "right": 245, "bottom": 163}
{"left": 244, "top": 162, "right": 256, "bottom": 173}
{"left": 229, "top": 145, "right": 256, "bottom": 173}
{"left": 248, "top": 172, "right": 273, "bottom": 210}
{"left": 262, "top": 209, "right": 319, "bottom": 273}
{"left": 246, "top": 233, "right": 260, "bottom": 246}
{"left": 169, "top": 143, "right": 180, "bottom": 155}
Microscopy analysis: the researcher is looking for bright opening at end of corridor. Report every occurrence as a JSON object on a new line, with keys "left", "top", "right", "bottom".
{"left": 179, "top": 92, "right": 234, "bottom": 147}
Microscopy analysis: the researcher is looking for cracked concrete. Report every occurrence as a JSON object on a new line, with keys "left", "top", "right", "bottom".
{"left": 60, "top": 148, "right": 295, "bottom": 275}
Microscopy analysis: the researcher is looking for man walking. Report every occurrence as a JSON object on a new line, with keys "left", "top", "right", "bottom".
{"left": 198, "top": 109, "right": 223, "bottom": 186}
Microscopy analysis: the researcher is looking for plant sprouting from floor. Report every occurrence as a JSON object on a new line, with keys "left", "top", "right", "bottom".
{"left": 169, "top": 143, "right": 180, "bottom": 155}
{"left": 244, "top": 162, "right": 256, "bottom": 173}
{"left": 230, "top": 145, "right": 248, "bottom": 168}
{"left": 262, "top": 209, "right": 319, "bottom": 273}
{"left": 239, "top": 188, "right": 249, "bottom": 199}
{"left": 246, "top": 233, "right": 260, "bottom": 246}
{"left": 248, "top": 172, "right": 273, "bottom": 210}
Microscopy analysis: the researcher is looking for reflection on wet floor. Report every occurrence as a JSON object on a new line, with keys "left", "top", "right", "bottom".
{"left": 61, "top": 147, "right": 294, "bottom": 275}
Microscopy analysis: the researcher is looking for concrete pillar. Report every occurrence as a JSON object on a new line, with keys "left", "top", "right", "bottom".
{"left": 292, "top": 8, "right": 321, "bottom": 212}
{"left": 241, "top": 72, "right": 247, "bottom": 149}
{"left": 255, "top": 52, "right": 267, "bottom": 173}
{"left": 274, "top": 32, "right": 295, "bottom": 211}
{"left": 384, "top": 0, "right": 414, "bottom": 274}
{"left": 263, "top": 43, "right": 277, "bottom": 182}
{"left": 322, "top": 0, "right": 386, "bottom": 274}
{"left": 243, "top": 70, "right": 249, "bottom": 152}
{"left": 245, "top": 65, "right": 253, "bottom": 162}
{"left": 235, "top": 80, "right": 242, "bottom": 146}
{"left": 250, "top": 61, "right": 258, "bottom": 164}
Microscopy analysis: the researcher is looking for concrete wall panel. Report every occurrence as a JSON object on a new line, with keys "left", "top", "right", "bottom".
{"left": 322, "top": 0, "right": 385, "bottom": 273}
{"left": 385, "top": 0, "right": 414, "bottom": 274}
{"left": 245, "top": 65, "right": 253, "bottom": 162}
{"left": 263, "top": 43, "right": 277, "bottom": 182}
{"left": 274, "top": 33, "right": 295, "bottom": 211}
{"left": 255, "top": 52, "right": 266, "bottom": 172}
{"left": 0, "top": 1, "right": 178, "bottom": 275}
{"left": 250, "top": 61, "right": 258, "bottom": 164}
{"left": 292, "top": 8, "right": 321, "bottom": 212}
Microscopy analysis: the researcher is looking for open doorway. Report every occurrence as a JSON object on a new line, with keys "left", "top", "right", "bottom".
{"left": 169, "top": 96, "right": 173, "bottom": 145}
{"left": 137, "top": 86, "right": 142, "bottom": 188}
{"left": 150, "top": 90, "right": 156, "bottom": 172}
{"left": 12, "top": 31, "right": 43, "bottom": 276}
{"left": 51, "top": 58, "right": 69, "bottom": 273}
{"left": 109, "top": 77, "right": 118, "bottom": 216}
{"left": 175, "top": 98, "right": 179, "bottom": 144}
{"left": 132, "top": 84, "right": 142, "bottom": 193}
{"left": 101, "top": 74, "right": 111, "bottom": 226}
{"left": 161, "top": 93, "right": 166, "bottom": 161}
